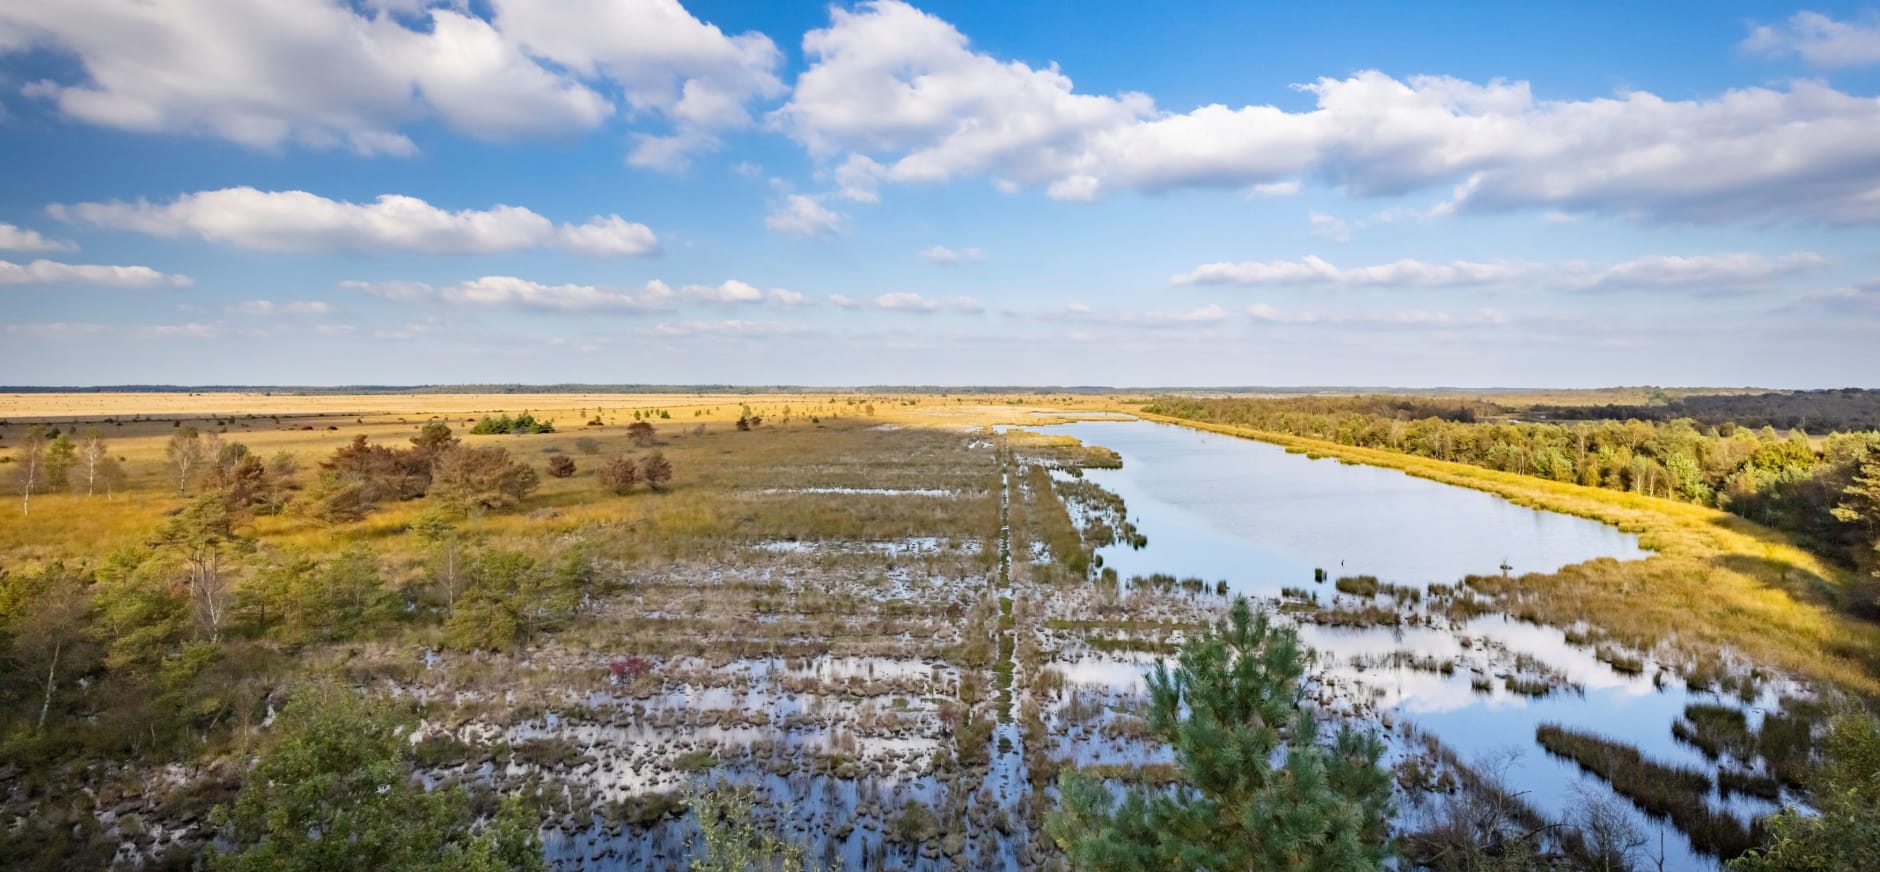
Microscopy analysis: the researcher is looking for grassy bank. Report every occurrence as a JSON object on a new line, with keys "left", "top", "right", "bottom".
{"left": 1137, "top": 412, "right": 1880, "bottom": 698}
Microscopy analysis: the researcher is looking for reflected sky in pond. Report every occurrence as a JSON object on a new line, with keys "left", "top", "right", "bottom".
{"left": 1040, "top": 420, "right": 1648, "bottom": 594}
{"left": 1035, "top": 420, "right": 1786, "bottom": 872}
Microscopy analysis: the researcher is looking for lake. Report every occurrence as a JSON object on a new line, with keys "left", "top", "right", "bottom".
{"left": 1039, "top": 419, "right": 1788, "bottom": 871}
{"left": 1039, "top": 419, "right": 1649, "bottom": 594}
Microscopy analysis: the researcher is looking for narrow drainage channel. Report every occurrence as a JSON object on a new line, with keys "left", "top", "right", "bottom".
{"left": 994, "top": 440, "right": 1017, "bottom": 723}
{"left": 997, "top": 440, "right": 1012, "bottom": 589}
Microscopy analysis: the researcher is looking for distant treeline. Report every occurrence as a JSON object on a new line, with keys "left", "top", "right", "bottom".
{"left": 1143, "top": 396, "right": 1880, "bottom": 598}
{"left": 1526, "top": 389, "right": 1880, "bottom": 432}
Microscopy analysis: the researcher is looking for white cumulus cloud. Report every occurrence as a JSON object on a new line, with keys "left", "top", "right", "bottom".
{"left": 496, "top": 0, "right": 783, "bottom": 169}
{"left": 554, "top": 214, "right": 662, "bottom": 256}
{"left": 52, "top": 188, "right": 657, "bottom": 256}
{"left": 769, "top": 288, "right": 811, "bottom": 307}
{"left": 0, "top": 0, "right": 609, "bottom": 154}
{"left": 658, "top": 280, "right": 810, "bottom": 306}
{"left": 0, "top": 0, "right": 782, "bottom": 163}
{"left": 1577, "top": 252, "right": 1827, "bottom": 291}
{"left": 680, "top": 279, "right": 765, "bottom": 303}
{"left": 765, "top": 194, "right": 843, "bottom": 237}
{"left": 1172, "top": 255, "right": 1533, "bottom": 288}
{"left": 776, "top": 1, "right": 1880, "bottom": 224}
{"left": 439, "top": 276, "right": 675, "bottom": 311}
{"left": 0, "top": 223, "right": 76, "bottom": 252}
{"left": 1743, "top": 11, "right": 1880, "bottom": 68}
{"left": 0, "top": 258, "right": 191, "bottom": 288}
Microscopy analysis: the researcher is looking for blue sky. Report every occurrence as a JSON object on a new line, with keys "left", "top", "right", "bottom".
{"left": 2, "top": 0, "right": 1878, "bottom": 387}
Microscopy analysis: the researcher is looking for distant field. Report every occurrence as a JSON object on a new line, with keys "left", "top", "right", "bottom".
{"left": 0, "top": 391, "right": 897, "bottom": 422}
{"left": 0, "top": 385, "right": 1805, "bottom": 420}
{"left": 0, "top": 390, "right": 1141, "bottom": 431}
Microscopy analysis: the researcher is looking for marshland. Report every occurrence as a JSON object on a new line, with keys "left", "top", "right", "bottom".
{"left": 2, "top": 387, "right": 1877, "bottom": 871}
{"left": 9, "top": 2, "right": 1880, "bottom": 868}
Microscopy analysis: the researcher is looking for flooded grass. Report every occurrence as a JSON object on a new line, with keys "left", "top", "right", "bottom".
{"left": 1674, "top": 704, "right": 1755, "bottom": 761}
{"left": 1335, "top": 574, "right": 1381, "bottom": 597}
{"left": 1502, "top": 675, "right": 1557, "bottom": 697}
{"left": 1595, "top": 645, "right": 1647, "bottom": 676}
{"left": 1717, "top": 768, "right": 1780, "bottom": 801}
{"left": 1309, "top": 603, "right": 1406, "bottom": 628}
{"left": 1754, "top": 699, "right": 1823, "bottom": 788}
{"left": 1536, "top": 724, "right": 1760, "bottom": 860}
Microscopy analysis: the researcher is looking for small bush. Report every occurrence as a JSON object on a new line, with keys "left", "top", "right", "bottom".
{"left": 597, "top": 456, "right": 639, "bottom": 495}
{"left": 609, "top": 657, "right": 652, "bottom": 681}
{"left": 640, "top": 452, "right": 673, "bottom": 491}
{"left": 430, "top": 446, "right": 539, "bottom": 512}
{"left": 470, "top": 412, "right": 555, "bottom": 435}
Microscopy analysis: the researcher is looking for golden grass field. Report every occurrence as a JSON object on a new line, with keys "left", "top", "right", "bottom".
{"left": 0, "top": 392, "right": 1134, "bottom": 559}
{"left": 0, "top": 390, "right": 1148, "bottom": 421}
{"left": 5, "top": 391, "right": 1875, "bottom": 698}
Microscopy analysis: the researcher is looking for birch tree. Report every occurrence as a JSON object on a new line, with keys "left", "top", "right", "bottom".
{"left": 13, "top": 428, "right": 46, "bottom": 514}
{"left": 0, "top": 564, "right": 93, "bottom": 731}
{"left": 150, "top": 495, "right": 248, "bottom": 642}
{"left": 167, "top": 427, "right": 205, "bottom": 494}
{"left": 76, "top": 430, "right": 111, "bottom": 496}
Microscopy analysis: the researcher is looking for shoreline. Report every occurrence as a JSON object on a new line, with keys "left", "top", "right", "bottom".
{"left": 1132, "top": 410, "right": 1880, "bottom": 699}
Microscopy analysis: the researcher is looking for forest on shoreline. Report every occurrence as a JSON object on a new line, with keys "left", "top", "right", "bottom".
{"left": 1142, "top": 394, "right": 1880, "bottom": 610}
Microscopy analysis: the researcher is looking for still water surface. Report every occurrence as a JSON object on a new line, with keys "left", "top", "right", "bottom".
{"left": 1040, "top": 420, "right": 1782, "bottom": 872}
{"left": 1040, "top": 419, "right": 1648, "bottom": 593}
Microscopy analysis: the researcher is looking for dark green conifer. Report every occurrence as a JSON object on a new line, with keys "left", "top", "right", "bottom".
{"left": 1048, "top": 596, "right": 1391, "bottom": 871}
